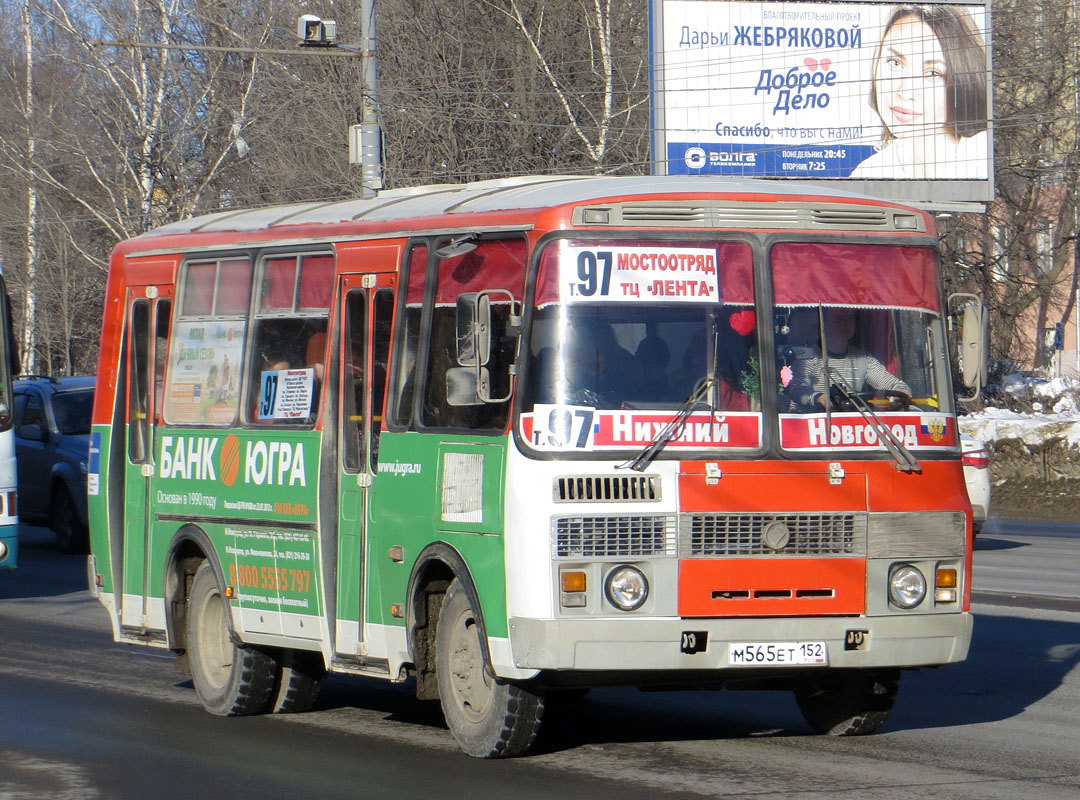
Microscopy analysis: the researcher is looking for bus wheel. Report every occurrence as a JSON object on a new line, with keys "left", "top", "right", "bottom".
{"left": 187, "top": 561, "right": 277, "bottom": 716}
{"left": 794, "top": 669, "right": 899, "bottom": 736}
{"left": 271, "top": 649, "right": 325, "bottom": 713}
{"left": 435, "top": 578, "right": 544, "bottom": 758}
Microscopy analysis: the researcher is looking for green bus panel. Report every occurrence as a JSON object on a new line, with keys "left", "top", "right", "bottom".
{"left": 363, "top": 432, "right": 509, "bottom": 637}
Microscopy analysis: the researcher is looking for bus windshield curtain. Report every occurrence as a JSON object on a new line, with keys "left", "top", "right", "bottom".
{"left": 771, "top": 243, "right": 940, "bottom": 312}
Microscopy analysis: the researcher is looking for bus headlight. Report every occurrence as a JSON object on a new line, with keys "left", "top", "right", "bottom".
{"left": 0, "top": 540, "right": 7, "bottom": 560}
{"left": 605, "top": 565, "right": 648, "bottom": 611}
{"left": 888, "top": 564, "right": 926, "bottom": 609}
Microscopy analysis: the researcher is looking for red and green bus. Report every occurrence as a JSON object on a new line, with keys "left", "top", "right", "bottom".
{"left": 88, "top": 175, "right": 978, "bottom": 757}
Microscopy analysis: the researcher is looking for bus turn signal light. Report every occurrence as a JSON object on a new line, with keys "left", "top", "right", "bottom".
{"left": 936, "top": 567, "right": 957, "bottom": 588}
{"left": 561, "top": 571, "right": 587, "bottom": 593}
{"left": 935, "top": 566, "right": 958, "bottom": 603}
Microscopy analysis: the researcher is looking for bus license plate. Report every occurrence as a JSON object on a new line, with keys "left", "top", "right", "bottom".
{"left": 728, "top": 641, "right": 828, "bottom": 666}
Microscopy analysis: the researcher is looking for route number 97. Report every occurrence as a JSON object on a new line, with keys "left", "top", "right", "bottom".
{"left": 576, "top": 251, "right": 612, "bottom": 297}
{"left": 531, "top": 406, "right": 595, "bottom": 449}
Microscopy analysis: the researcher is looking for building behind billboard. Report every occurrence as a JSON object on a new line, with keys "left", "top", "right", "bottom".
{"left": 650, "top": 0, "right": 993, "bottom": 208}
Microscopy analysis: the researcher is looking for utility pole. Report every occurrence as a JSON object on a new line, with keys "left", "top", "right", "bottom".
{"left": 298, "top": 11, "right": 383, "bottom": 198}
{"left": 358, "top": 0, "right": 383, "bottom": 198}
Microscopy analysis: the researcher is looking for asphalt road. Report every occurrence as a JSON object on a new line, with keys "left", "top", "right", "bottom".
{"left": 2, "top": 524, "right": 1078, "bottom": 799}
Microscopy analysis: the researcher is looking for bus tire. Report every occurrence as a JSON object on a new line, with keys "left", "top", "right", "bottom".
{"left": 187, "top": 561, "right": 278, "bottom": 716}
{"left": 794, "top": 668, "right": 899, "bottom": 736}
{"left": 271, "top": 649, "right": 325, "bottom": 713}
{"left": 435, "top": 578, "right": 544, "bottom": 758}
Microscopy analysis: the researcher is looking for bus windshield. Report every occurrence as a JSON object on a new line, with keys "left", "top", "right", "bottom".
{"left": 771, "top": 241, "right": 952, "bottom": 417}
{"left": 520, "top": 237, "right": 953, "bottom": 454}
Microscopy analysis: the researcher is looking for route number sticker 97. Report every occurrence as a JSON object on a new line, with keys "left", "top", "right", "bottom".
{"left": 561, "top": 244, "right": 719, "bottom": 304}
{"left": 528, "top": 405, "right": 596, "bottom": 449}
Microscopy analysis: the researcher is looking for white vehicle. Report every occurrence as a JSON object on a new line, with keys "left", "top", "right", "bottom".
{"left": 961, "top": 434, "right": 991, "bottom": 534}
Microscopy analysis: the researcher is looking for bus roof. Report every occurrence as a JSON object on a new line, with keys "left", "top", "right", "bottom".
{"left": 136, "top": 175, "right": 909, "bottom": 239}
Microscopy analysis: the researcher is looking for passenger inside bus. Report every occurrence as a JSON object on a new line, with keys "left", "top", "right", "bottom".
{"left": 780, "top": 307, "right": 911, "bottom": 412}
{"left": 305, "top": 331, "right": 327, "bottom": 382}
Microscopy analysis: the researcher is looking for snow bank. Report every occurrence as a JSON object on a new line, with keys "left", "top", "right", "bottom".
{"left": 960, "top": 375, "right": 1080, "bottom": 448}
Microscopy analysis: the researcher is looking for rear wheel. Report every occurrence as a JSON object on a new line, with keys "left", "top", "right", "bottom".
{"left": 186, "top": 561, "right": 278, "bottom": 716}
{"left": 271, "top": 649, "right": 325, "bottom": 713}
{"left": 794, "top": 669, "right": 899, "bottom": 736}
{"left": 51, "top": 487, "right": 88, "bottom": 554}
{"left": 435, "top": 578, "right": 544, "bottom": 758}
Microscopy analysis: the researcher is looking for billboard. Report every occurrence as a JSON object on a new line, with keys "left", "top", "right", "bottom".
{"left": 650, "top": 0, "right": 993, "bottom": 205}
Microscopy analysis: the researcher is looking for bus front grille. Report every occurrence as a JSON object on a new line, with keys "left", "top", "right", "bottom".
{"left": 554, "top": 474, "right": 660, "bottom": 502}
{"left": 680, "top": 512, "right": 865, "bottom": 557}
{"left": 553, "top": 515, "right": 677, "bottom": 558}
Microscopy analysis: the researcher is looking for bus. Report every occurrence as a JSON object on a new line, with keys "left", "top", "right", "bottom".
{"left": 88, "top": 175, "right": 979, "bottom": 757}
{"left": 0, "top": 280, "right": 18, "bottom": 572}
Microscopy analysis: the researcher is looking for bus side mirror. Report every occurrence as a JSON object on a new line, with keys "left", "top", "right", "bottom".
{"left": 446, "top": 366, "right": 491, "bottom": 406}
{"left": 450, "top": 290, "right": 519, "bottom": 405}
{"left": 456, "top": 293, "right": 491, "bottom": 368}
{"left": 948, "top": 293, "right": 988, "bottom": 398}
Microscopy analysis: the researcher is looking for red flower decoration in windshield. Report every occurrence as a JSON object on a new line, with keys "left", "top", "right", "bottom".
{"left": 729, "top": 310, "right": 756, "bottom": 336}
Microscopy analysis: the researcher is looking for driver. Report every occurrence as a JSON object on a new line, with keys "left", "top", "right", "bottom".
{"left": 784, "top": 308, "right": 910, "bottom": 411}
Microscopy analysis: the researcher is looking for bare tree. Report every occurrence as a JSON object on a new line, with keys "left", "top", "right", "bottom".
{"left": 939, "top": 0, "right": 1080, "bottom": 373}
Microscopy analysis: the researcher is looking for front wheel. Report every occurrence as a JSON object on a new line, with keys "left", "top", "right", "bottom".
{"left": 186, "top": 561, "right": 278, "bottom": 716}
{"left": 435, "top": 578, "right": 544, "bottom": 758}
{"left": 794, "top": 669, "right": 899, "bottom": 736}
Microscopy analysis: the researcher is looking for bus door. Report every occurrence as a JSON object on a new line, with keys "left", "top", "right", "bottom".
{"left": 121, "top": 287, "right": 172, "bottom": 630}
{"left": 334, "top": 275, "right": 395, "bottom": 656}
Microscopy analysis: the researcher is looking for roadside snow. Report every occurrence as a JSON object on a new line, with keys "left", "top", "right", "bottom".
{"left": 960, "top": 375, "right": 1080, "bottom": 448}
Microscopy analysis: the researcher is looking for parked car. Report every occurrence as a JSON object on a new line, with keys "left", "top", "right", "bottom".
{"left": 13, "top": 376, "right": 95, "bottom": 553}
{"left": 961, "top": 434, "right": 991, "bottom": 535}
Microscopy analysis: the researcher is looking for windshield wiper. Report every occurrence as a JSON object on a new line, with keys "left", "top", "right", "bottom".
{"left": 827, "top": 371, "right": 921, "bottom": 473}
{"left": 619, "top": 377, "right": 714, "bottom": 472}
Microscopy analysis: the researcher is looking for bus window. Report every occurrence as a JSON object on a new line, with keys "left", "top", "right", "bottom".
{"left": 163, "top": 257, "right": 251, "bottom": 426}
{"left": 342, "top": 291, "right": 366, "bottom": 472}
{"left": 770, "top": 243, "right": 950, "bottom": 418}
{"left": 370, "top": 289, "right": 393, "bottom": 469}
{"left": 420, "top": 237, "right": 525, "bottom": 430}
{"left": 128, "top": 299, "right": 151, "bottom": 462}
{"left": 153, "top": 300, "right": 172, "bottom": 420}
{"left": 246, "top": 253, "right": 331, "bottom": 425}
{"left": 390, "top": 243, "right": 427, "bottom": 428}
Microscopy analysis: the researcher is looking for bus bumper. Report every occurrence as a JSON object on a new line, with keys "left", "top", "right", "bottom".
{"left": 507, "top": 612, "right": 972, "bottom": 673}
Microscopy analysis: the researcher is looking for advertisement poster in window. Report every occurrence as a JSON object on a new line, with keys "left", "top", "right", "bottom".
{"left": 164, "top": 320, "right": 246, "bottom": 424}
{"left": 657, "top": 1, "right": 989, "bottom": 183}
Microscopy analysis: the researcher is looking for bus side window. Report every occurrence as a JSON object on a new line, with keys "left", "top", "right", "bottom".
{"left": 420, "top": 238, "right": 525, "bottom": 430}
{"left": 128, "top": 299, "right": 151, "bottom": 462}
{"left": 342, "top": 291, "right": 366, "bottom": 472}
{"left": 370, "top": 289, "right": 394, "bottom": 469}
{"left": 390, "top": 243, "right": 426, "bottom": 429}
{"left": 246, "top": 253, "right": 331, "bottom": 425}
{"left": 153, "top": 299, "right": 171, "bottom": 421}
{"left": 165, "top": 257, "right": 250, "bottom": 426}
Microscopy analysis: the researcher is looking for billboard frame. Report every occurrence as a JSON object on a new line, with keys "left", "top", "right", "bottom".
{"left": 649, "top": 0, "right": 994, "bottom": 209}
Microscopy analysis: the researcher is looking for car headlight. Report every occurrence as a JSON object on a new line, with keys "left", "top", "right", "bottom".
{"left": 605, "top": 565, "right": 648, "bottom": 611}
{"left": 889, "top": 564, "right": 927, "bottom": 609}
